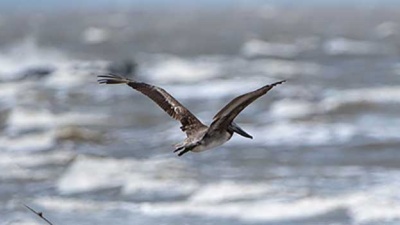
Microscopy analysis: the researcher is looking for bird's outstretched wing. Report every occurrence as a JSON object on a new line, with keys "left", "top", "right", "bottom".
{"left": 208, "top": 80, "right": 286, "bottom": 133}
{"left": 98, "top": 74, "right": 207, "bottom": 137}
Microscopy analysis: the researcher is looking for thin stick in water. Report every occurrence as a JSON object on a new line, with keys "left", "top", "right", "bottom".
{"left": 23, "top": 204, "right": 54, "bottom": 225}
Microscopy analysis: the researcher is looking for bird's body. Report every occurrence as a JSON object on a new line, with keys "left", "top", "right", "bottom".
{"left": 175, "top": 126, "right": 232, "bottom": 154}
{"left": 98, "top": 74, "right": 285, "bottom": 156}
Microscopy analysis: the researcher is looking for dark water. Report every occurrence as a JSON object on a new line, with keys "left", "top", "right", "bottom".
{"left": 1, "top": 6, "right": 400, "bottom": 225}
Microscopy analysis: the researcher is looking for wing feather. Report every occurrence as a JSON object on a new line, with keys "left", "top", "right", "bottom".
{"left": 98, "top": 74, "right": 206, "bottom": 137}
{"left": 209, "top": 80, "right": 286, "bottom": 132}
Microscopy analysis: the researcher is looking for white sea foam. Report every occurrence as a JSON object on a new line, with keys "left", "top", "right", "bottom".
{"left": 241, "top": 39, "right": 302, "bottom": 58}
{"left": 141, "top": 196, "right": 338, "bottom": 222}
{"left": 7, "top": 108, "right": 53, "bottom": 132}
{"left": 270, "top": 86, "right": 400, "bottom": 118}
{"left": 57, "top": 155, "right": 198, "bottom": 198}
{"left": 0, "top": 131, "right": 55, "bottom": 152}
{"left": 82, "top": 27, "right": 110, "bottom": 44}
{"left": 6, "top": 221, "right": 39, "bottom": 225}
{"left": 247, "top": 59, "right": 321, "bottom": 78}
{"left": 43, "top": 60, "right": 107, "bottom": 89}
{"left": 0, "top": 150, "right": 74, "bottom": 179}
{"left": 57, "top": 156, "right": 135, "bottom": 193}
{"left": 323, "top": 37, "right": 394, "bottom": 56}
{"left": 269, "top": 99, "right": 317, "bottom": 119}
{"left": 231, "top": 121, "right": 356, "bottom": 146}
{"left": 189, "top": 181, "right": 272, "bottom": 203}
{"left": 374, "top": 21, "right": 399, "bottom": 38}
{"left": 0, "top": 37, "right": 106, "bottom": 88}
{"left": 20, "top": 179, "right": 400, "bottom": 224}
{"left": 33, "top": 196, "right": 124, "bottom": 212}
{"left": 43, "top": 70, "right": 91, "bottom": 89}
{"left": 7, "top": 107, "right": 108, "bottom": 133}
{"left": 0, "top": 37, "right": 68, "bottom": 79}
{"left": 31, "top": 169, "right": 400, "bottom": 224}
{"left": 241, "top": 37, "right": 320, "bottom": 59}
{"left": 137, "top": 54, "right": 317, "bottom": 86}
{"left": 140, "top": 182, "right": 400, "bottom": 223}
{"left": 142, "top": 55, "right": 222, "bottom": 83}
{"left": 322, "top": 86, "right": 400, "bottom": 111}
{"left": 0, "top": 150, "right": 73, "bottom": 168}
{"left": 0, "top": 82, "right": 32, "bottom": 105}
{"left": 356, "top": 115, "right": 400, "bottom": 140}
{"left": 122, "top": 178, "right": 198, "bottom": 199}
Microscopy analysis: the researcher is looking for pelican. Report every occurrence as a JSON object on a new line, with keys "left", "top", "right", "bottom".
{"left": 98, "top": 74, "right": 285, "bottom": 156}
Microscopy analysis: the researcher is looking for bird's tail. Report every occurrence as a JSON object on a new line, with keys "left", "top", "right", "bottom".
{"left": 97, "top": 74, "right": 131, "bottom": 84}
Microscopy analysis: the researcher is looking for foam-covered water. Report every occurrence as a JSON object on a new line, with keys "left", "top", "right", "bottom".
{"left": 1, "top": 6, "right": 400, "bottom": 225}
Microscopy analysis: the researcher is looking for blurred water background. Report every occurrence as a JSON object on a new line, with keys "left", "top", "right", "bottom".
{"left": 1, "top": 0, "right": 400, "bottom": 225}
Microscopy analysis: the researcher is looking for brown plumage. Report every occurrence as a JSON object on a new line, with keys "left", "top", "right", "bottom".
{"left": 97, "top": 74, "right": 285, "bottom": 156}
{"left": 98, "top": 74, "right": 206, "bottom": 137}
{"left": 208, "top": 80, "right": 286, "bottom": 135}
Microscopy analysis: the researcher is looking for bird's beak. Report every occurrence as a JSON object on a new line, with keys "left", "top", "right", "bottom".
{"left": 230, "top": 122, "right": 253, "bottom": 139}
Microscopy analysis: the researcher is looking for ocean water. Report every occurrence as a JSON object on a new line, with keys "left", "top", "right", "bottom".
{"left": 1, "top": 5, "right": 400, "bottom": 225}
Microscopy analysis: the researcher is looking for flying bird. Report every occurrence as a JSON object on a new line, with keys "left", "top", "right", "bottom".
{"left": 98, "top": 74, "right": 285, "bottom": 156}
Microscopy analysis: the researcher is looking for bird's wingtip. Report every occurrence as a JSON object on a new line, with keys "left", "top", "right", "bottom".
{"left": 96, "top": 73, "right": 131, "bottom": 84}
{"left": 271, "top": 79, "right": 287, "bottom": 86}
